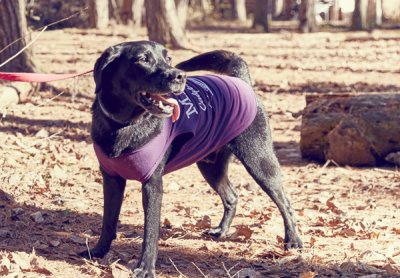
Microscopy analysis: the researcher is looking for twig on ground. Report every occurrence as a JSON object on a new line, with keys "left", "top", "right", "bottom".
{"left": 0, "top": 90, "right": 65, "bottom": 113}
{"left": 321, "top": 159, "right": 340, "bottom": 170}
{"left": 191, "top": 262, "right": 207, "bottom": 278}
{"left": 35, "top": 91, "right": 65, "bottom": 107}
{"left": 85, "top": 237, "right": 92, "bottom": 261}
{"left": 222, "top": 262, "right": 237, "bottom": 278}
{"left": 169, "top": 258, "right": 187, "bottom": 277}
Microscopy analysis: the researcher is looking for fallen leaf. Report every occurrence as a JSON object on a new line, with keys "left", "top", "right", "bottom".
{"left": 338, "top": 228, "right": 356, "bottom": 237}
{"left": 392, "top": 227, "right": 400, "bottom": 235}
{"left": 299, "top": 271, "right": 317, "bottom": 278}
{"left": 276, "top": 235, "right": 284, "bottom": 244}
{"left": 310, "top": 237, "right": 316, "bottom": 248}
{"left": 163, "top": 218, "right": 172, "bottom": 229}
{"left": 232, "top": 225, "right": 254, "bottom": 240}
{"left": 326, "top": 196, "right": 343, "bottom": 214}
{"left": 195, "top": 216, "right": 211, "bottom": 229}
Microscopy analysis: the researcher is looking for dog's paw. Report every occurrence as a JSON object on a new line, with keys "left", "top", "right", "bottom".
{"left": 204, "top": 227, "right": 226, "bottom": 238}
{"left": 284, "top": 235, "right": 303, "bottom": 250}
{"left": 78, "top": 246, "right": 109, "bottom": 259}
{"left": 133, "top": 266, "right": 156, "bottom": 278}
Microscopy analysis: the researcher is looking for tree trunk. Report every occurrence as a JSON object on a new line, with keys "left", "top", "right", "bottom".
{"left": 299, "top": 0, "right": 317, "bottom": 33}
{"left": 145, "top": 0, "right": 188, "bottom": 49}
{"left": 89, "top": 0, "right": 109, "bottom": 29}
{"left": 375, "top": 0, "right": 382, "bottom": 26}
{"left": 281, "top": 0, "right": 295, "bottom": 20}
{"left": 191, "top": 0, "right": 210, "bottom": 21}
{"left": 252, "top": 0, "right": 271, "bottom": 32}
{"left": 120, "top": 0, "right": 133, "bottom": 24}
{"left": 132, "top": 0, "right": 145, "bottom": 28}
{"left": 300, "top": 93, "right": 400, "bottom": 166}
{"left": 0, "top": 0, "right": 36, "bottom": 73}
{"left": 232, "top": 0, "right": 247, "bottom": 21}
{"left": 175, "top": 0, "right": 189, "bottom": 29}
{"left": 273, "top": 0, "right": 284, "bottom": 18}
{"left": 329, "top": 0, "right": 339, "bottom": 21}
{"left": 352, "top": 0, "right": 368, "bottom": 30}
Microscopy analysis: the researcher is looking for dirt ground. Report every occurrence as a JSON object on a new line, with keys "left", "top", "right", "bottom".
{"left": 0, "top": 25, "right": 399, "bottom": 277}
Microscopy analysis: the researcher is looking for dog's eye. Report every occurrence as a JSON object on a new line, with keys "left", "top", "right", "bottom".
{"left": 137, "top": 55, "right": 150, "bottom": 64}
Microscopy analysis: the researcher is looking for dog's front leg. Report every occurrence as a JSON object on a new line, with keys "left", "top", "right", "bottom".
{"left": 80, "top": 170, "right": 126, "bottom": 259}
{"left": 134, "top": 175, "right": 163, "bottom": 278}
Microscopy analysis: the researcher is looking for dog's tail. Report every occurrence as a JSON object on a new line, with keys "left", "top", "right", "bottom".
{"left": 175, "top": 50, "right": 252, "bottom": 85}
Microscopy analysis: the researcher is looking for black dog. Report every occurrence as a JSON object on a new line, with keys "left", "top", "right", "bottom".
{"left": 80, "top": 41, "right": 302, "bottom": 277}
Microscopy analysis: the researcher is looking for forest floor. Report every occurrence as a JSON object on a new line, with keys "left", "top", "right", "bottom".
{"left": 0, "top": 24, "right": 400, "bottom": 277}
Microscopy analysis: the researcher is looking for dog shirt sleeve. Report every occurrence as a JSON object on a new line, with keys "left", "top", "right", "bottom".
{"left": 93, "top": 121, "right": 173, "bottom": 182}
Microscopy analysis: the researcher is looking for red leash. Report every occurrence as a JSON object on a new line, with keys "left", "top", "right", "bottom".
{"left": 0, "top": 69, "right": 93, "bottom": 82}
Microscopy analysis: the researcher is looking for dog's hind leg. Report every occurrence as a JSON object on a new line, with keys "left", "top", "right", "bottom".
{"left": 79, "top": 170, "right": 126, "bottom": 258}
{"left": 229, "top": 112, "right": 303, "bottom": 250}
{"left": 197, "top": 148, "right": 237, "bottom": 238}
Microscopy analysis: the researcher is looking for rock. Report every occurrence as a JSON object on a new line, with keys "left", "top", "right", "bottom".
{"left": 49, "top": 240, "right": 61, "bottom": 247}
{"left": 385, "top": 151, "right": 400, "bottom": 166}
{"left": 35, "top": 129, "right": 49, "bottom": 138}
{"left": 12, "top": 207, "right": 24, "bottom": 216}
{"left": 51, "top": 197, "right": 65, "bottom": 206}
{"left": 167, "top": 181, "right": 181, "bottom": 191}
{"left": 237, "top": 268, "right": 258, "bottom": 278}
{"left": 70, "top": 235, "right": 86, "bottom": 245}
{"left": 50, "top": 165, "right": 67, "bottom": 180}
{"left": 30, "top": 211, "right": 45, "bottom": 223}
{"left": 243, "top": 183, "right": 259, "bottom": 192}
{"left": 300, "top": 93, "right": 400, "bottom": 166}
{"left": 0, "top": 229, "right": 11, "bottom": 238}
{"left": 35, "top": 128, "right": 49, "bottom": 138}
{"left": 83, "top": 229, "right": 94, "bottom": 236}
{"left": 15, "top": 221, "right": 25, "bottom": 229}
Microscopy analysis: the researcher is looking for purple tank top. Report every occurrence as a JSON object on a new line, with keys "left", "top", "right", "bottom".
{"left": 94, "top": 74, "right": 257, "bottom": 182}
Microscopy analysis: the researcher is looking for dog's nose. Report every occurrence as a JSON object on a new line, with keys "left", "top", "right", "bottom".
{"left": 169, "top": 70, "right": 186, "bottom": 83}
{"left": 175, "top": 72, "right": 186, "bottom": 82}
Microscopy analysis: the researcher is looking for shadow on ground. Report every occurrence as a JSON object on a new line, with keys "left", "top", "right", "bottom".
{"left": 1, "top": 189, "right": 397, "bottom": 277}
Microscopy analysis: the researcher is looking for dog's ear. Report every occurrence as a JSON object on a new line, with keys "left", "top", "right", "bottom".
{"left": 93, "top": 45, "right": 123, "bottom": 93}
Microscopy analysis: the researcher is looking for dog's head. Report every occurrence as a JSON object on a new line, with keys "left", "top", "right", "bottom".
{"left": 94, "top": 41, "right": 186, "bottom": 123}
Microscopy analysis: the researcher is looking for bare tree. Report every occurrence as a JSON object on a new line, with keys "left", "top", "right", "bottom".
{"left": 89, "top": 0, "right": 109, "bottom": 28}
{"left": 175, "top": 0, "right": 189, "bottom": 29}
{"left": 118, "top": 0, "right": 144, "bottom": 27}
{"left": 352, "top": 0, "right": 368, "bottom": 30}
{"left": 145, "top": 0, "right": 188, "bottom": 49}
{"left": 0, "top": 0, "right": 35, "bottom": 72}
{"left": 120, "top": 0, "right": 133, "bottom": 24}
{"left": 352, "top": 0, "right": 381, "bottom": 30}
{"left": 132, "top": 0, "right": 145, "bottom": 28}
{"left": 252, "top": 0, "right": 271, "bottom": 32}
{"left": 281, "top": 0, "right": 296, "bottom": 20}
{"left": 232, "top": 0, "right": 247, "bottom": 21}
{"left": 329, "top": 0, "right": 340, "bottom": 21}
{"left": 299, "top": 0, "right": 317, "bottom": 33}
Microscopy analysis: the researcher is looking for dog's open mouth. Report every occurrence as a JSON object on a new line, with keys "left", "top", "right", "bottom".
{"left": 140, "top": 92, "right": 181, "bottom": 122}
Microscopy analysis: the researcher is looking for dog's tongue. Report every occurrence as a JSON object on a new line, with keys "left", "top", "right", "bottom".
{"left": 151, "top": 94, "right": 180, "bottom": 122}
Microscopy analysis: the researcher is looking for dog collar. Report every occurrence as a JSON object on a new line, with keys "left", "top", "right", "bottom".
{"left": 97, "top": 97, "right": 132, "bottom": 125}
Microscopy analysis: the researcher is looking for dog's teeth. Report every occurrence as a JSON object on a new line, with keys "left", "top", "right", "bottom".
{"left": 159, "top": 101, "right": 164, "bottom": 108}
